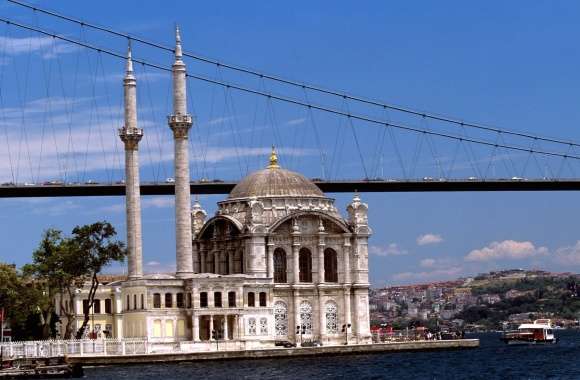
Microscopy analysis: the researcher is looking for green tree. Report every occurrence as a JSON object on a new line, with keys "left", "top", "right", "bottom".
{"left": 0, "top": 263, "right": 45, "bottom": 340}
{"left": 71, "top": 222, "right": 126, "bottom": 339}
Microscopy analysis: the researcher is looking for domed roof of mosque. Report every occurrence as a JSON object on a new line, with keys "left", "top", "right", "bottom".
{"left": 228, "top": 147, "right": 325, "bottom": 200}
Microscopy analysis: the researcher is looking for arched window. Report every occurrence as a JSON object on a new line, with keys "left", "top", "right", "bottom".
{"left": 105, "top": 298, "right": 112, "bottom": 314}
{"left": 248, "top": 292, "right": 255, "bottom": 307}
{"left": 133, "top": 294, "right": 137, "bottom": 310}
{"left": 299, "top": 248, "right": 312, "bottom": 282}
{"left": 176, "top": 293, "right": 184, "bottom": 308}
{"left": 140, "top": 294, "right": 144, "bottom": 309}
{"left": 324, "top": 248, "right": 338, "bottom": 283}
{"left": 200, "top": 292, "right": 208, "bottom": 308}
{"left": 165, "top": 293, "right": 173, "bottom": 308}
{"left": 153, "top": 293, "right": 161, "bottom": 308}
{"left": 228, "top": 291, "right": 236, "bottom": 307}
{"left": 325, "top": 302, "right": 338, "bottom": 334}
{"left": 214, "top": 292, "right": 222, "bottom": 308}
{"left": 273, "top": 248, "right": 287, "bottom": 283}
{"left": 274, "top": 301, "right": 288, "bottom": 337}
{"left": 94, "top": 299, "right": 101, "bottom": 314}
{"left": 299, "top": 301, "right": 313, "bottom": 335}
{"left": 126, "top": 295, "right": 130, "bottom": 311}
{"left": 259, "top": 292, "right": 267, "bottom": 307}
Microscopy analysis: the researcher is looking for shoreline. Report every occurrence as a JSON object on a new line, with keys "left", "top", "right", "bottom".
{"left": 67, "top": 339, "right": 479, "bottom": 366}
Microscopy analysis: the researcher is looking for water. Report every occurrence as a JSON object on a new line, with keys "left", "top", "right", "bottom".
{"left": 81, "top": 331, "right": 580, "bottom": 380}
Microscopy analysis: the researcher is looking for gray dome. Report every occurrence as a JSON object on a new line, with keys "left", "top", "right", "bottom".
{"left": 229, "top": 167, "right": 324, "bottom": 199}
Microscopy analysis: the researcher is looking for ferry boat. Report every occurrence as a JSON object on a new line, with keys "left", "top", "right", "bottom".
{"left": 501, "top": 319, "right": 557, "bottom": 345}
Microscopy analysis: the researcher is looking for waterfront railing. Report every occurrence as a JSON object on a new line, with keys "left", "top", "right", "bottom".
{"left": 0, "top": 339, "right": 249, "bottom": 359}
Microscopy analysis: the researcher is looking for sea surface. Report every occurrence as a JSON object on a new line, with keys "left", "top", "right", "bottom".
{"left": 81, "top": 331, "right": 580, "bottom": 380}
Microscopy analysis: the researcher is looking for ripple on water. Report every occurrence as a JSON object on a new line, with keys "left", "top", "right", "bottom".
{"left": 82, "top": 331, "right": 580, "bottom": 380}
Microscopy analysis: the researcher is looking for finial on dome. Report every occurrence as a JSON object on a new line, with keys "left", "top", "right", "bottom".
{"left": 267, "top": 145, "right": 280, "bottom": 169}
{"left": 175, "top": 24, "right": 183, "bottom": 59}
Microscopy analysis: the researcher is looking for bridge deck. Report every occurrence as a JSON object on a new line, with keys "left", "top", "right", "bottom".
{"left": 1, "top": 180, "right": 580, "bottom": 197}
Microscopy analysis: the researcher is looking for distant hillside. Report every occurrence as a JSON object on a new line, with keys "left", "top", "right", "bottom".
{"left": 457, "top": 270, "right": 580, "bottom": 328}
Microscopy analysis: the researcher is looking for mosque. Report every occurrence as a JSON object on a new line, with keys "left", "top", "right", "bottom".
{"left": 56, "top": 28, "right": 372, "bottom": 347}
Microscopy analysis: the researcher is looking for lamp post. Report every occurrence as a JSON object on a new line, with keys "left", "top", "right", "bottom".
{"left": 211, "top": 329, "right": 221, "bottom": 351}
{"left": 342, "top": 323, "right": 351, "bottom": 345}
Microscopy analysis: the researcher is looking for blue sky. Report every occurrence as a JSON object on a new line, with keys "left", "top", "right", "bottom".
{"left": 1, "top": 1, "right": 580, "bottom": 285}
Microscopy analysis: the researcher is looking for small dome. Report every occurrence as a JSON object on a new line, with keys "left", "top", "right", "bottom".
{"left": 228, "top": 147, "right": 324, "bottom": 199}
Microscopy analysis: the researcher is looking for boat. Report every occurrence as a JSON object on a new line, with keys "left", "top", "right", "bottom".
{"left": 500, "top": 319, "right": 557, "bottom": 345}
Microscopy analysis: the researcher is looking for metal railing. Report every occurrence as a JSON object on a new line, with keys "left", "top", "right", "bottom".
{"left": 0, "top": 338, "right": 250, "bottom": 359}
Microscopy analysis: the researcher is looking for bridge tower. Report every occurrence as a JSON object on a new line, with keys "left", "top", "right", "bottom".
{"left": 168, "top": 26, "right": 194, "bottom": 278}
{"left": 119, "top": 44, "right": 144, "bottom": 279}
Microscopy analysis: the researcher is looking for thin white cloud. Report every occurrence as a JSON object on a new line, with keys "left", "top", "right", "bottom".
{"left": 391, "top": 266, "right": 463, "bottom": 282}
{"left": 369, "top": 243, "right": 408, "bottom": 257}
{"left": 419, "top": 258, "right": 436, "bottom": 268}
{"left": 465, "top": 240, "right": 548, "bottom": 262}
{"left": 0, "top": 36, "right": 79, "bottom": 59}
{"left": 285, "top": 117, "right": 306, "bottom": 126}
{"left": 554, "top": 241, "right": 580, "bottom": 265}
{"left": 417, "top": 233, "right": 443, "bottom": 246}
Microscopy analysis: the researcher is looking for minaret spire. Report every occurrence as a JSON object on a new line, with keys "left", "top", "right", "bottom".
{"left": 175, "top": 25, "right": 183, "bottom": 59}
{"left": 168, "top": 26, "right": 194, "bottom": 278}
{"left": 119, "top": 40, "right": 144, "bottom": 280}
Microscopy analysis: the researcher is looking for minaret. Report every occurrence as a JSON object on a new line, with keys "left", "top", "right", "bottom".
{"left": 168, "top": 26, "right": 194, "bottom": 278}
{"left": 119, "top": 43, "right": 144, "bottom": 279}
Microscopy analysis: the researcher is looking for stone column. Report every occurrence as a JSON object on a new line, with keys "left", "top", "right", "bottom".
{"left": 228, "top": 251, "right": 234, "bottom": 275}
{"left": 343, "top": 286, "right": 351, "bottom": 334}
{"left": 317, "top": 221, "right": 326, "bottom": 283}
{"left": 318, "top": 295, "right": 325, "bottom": 340}
{"left": 292, "top": 220, "right": 300, "bottom": 283}
{"left": 343, "top": 235, "right": 352, "bottom": 284}
{"left": 224, "top": 317, "right": 229, "bottom": 340}
{"left": 266, "top": 242, "right": 274, "bottom": 278}
{"left": 119, "top": 45, "right": 143, "bottom": 280}
{"left": 169, "top": 26, "right": 194, "bottom": 278}
{"left": 193, "top": 315, "right": 200, "bottom": 342}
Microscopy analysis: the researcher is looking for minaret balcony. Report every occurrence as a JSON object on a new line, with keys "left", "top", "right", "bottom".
{"left": 118, "top": 127, "right": 143, "bottom": 137}
{"left": 168, "top": 114, "right": 193, "bottom": 125}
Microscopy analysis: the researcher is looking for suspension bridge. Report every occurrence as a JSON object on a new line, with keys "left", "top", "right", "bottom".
{"left": 1, "top": 1, "right": 580, "bottom": 198}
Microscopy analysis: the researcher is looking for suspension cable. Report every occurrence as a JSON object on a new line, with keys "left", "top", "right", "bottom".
{"left": 7, "top": 0, "right": 580, "bottom": 148}
{"left": 2, "top": 16, "right": 580, "bottom": 161}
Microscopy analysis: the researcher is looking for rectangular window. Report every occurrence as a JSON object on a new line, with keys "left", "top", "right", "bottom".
{"left": 105, "top": 299, "right": 112, "bottom": 314}
{"left": 83, "top": 299, "right": 89, "bottom": 314}
{"left": 93, "top": 299, "right": 101, "bottom": 314}
{"left": 214, "top": 292, "right": 222, "bottom": 308}
{"left": 228, "top": 291, "right": 236, "bottom": 307}
{"left": 186, "top": 293, "right": 192, "bottom": 308}
{"left": 200, "top": 292, "right": 208, "bottom": 308}
{"left": 259, "top": 292, "right": 267, "bottom": 307}
{"left": 153, "top": 293, "right": 161, "bottom": 308}
{"left": 177, "top": 293, "right": 184, "bottom": 308}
